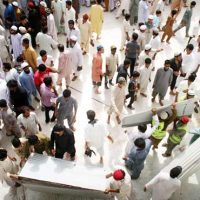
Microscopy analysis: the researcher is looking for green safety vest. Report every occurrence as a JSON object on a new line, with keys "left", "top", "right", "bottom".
{"left": 169, "top": 124, "right": 188, "bottom": 144}
{"left": 152, "top": 122, "right": 166, "bottom": 140}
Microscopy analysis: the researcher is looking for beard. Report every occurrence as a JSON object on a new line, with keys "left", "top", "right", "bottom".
{"left": 24, "top": 70, "right": 30, "bottom": 74}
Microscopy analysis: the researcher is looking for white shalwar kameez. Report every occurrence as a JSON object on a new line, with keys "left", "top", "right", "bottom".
{"left": 47, "top": 13, "right": 58, "bottom": 41}
{"left": 0, "top": 68, "right": 19, "bottom": 82}
{"left": 135, "top": 29, "right": 146, "bottom": 51}
{"left": 138, "top": 0, "right": 149, "bottom": 23}
{"left": 10, "top": 33, "right": 22, "bottom": 60}
{"left": 36, "top": 32, "right": 57, "bottom": 55}
{"left": 121, "top": 19, "right": 131, "bottom": 49}
{"left": 138, "top": 65, "right": 152, "bottom": 94}
{"left": 64, "top": 7, "right": 76, "bottom": 33}
{"left": 66, "top": 28, "right": 80, "bottom": 44}
{"left": 0, "top": 35, "right": 10, "bottom": 62}
{"left": 68, "top": 42, "right": 83, "bottom": 77}
{"left": 145, "top": 172, "right": 181, "bottom": 200}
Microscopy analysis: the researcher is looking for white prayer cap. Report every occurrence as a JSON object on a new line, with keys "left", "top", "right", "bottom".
{"left": 12, "top": 1, "right": 18, "bottom": 7}
{"left": 40, "top": 1, "right": 47, "bottom": 7}
{"left": 11, "top": 25, "right": 18, "bottom": 31}
{"left": 70, "top": 35, "right": 77, "bottom": 41}
{"left": 21, "top": 62, "right": 29, "bottom": 69}
{"left": 188, "top": 90, "right": 195, "bottom": 96}
{"left": 19, "top": 26, "right": 27, "bottom": 33}
{"left": 159, "top": 111, "right": 169, "bottom": 120}
{"left": 140, "top": 25, "right": 147, "bottom": 31}
{"left": 117, "top": 77, "right": 126, "bottom": 85}
{"left": 145, "top": 44, "right": 151, "bottom": 50}
{"left": 148, "top": 15, "right": 154, "bottom": 20}
{"left": 174, "top": 52, "right": 181, "bottom": 57}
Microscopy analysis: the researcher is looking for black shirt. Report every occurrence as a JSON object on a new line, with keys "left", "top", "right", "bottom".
{"left": 50, "top": 128, "right": 75, "bottom": 155}
{"left": 116, "top": 64, "right": 129, "bottom": 83}
{"left": 170, "top": 58, "right": 182, "bottom": 72}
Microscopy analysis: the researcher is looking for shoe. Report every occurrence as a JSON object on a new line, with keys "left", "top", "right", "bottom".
{"left": 72, "top": 76, "right": 78, "bottom": 81}
{"left": 151, "top": 97, "right": 155, "bottom": 103}
{"left": 162, "top": 153, "right": 171, "bottom": 157}
{"left": 105, "top": 84, "right": 109, "bottom": 89}
{"left": 127, "top": 105, "right": 135, "bottom": 110}
{"left": 50, "top": 116, "right": 56, "bottom": 122}
{"left": 109, "top": 81, "right": 114, "bottom": 86}
{"left": 45, "top": 119, "right": 50, "bottom": 124}
{"left": 194, "top": 106, "right": 199, "bottom": 113}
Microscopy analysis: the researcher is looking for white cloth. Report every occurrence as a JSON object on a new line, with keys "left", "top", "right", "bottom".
{"left": 0, "top": 35, "right": 9, "bottom": 62}
{"left": 66, "top": 28, "right": 80, "bottom": 43}
{"left": 0, "top": 78, "right": 9, "bottom": 101}
{"left": 121, "top": 19, "right": 131, "bottom": 49}
{"left": 10, "top": 33, "right": 22, "bottom": 59}
{"left": 84, "top": 121, "right": 107, "bottom": 155}
{"left": 36, "top": 32, "right": 57, "bottom": 55}
{"left": 47, "top": 13, "right": 58, "bottom": 41}
{"left": 156, "top": 0, "right": 165, "bottom": 12}
{"left": 149, "top": 35, "right": 161, "bottom": 51}
{"left": 0, "top": 68, "right": 19, "bottom": 82}
{"left": 145, "top": 172, "right": 181, "bottom": 200}
{"left": 109, "top": 175, "right": 131, "bottom": 200}
{"left": 125, "top": 115, "right": 159, "bottom": 155}
{"left": 17, "top": 112, "right": 39, "bottom": 136}
{"left": 116, "top": 0, "right": 130, "bottom": 17}
{"left": 138, "top": 0, "right": 149, "bottom": 23}
{"left": 138, "top": 51, "right": 152, "bottom": 67}
{"left": 138, "top": 65, "right": 152, "bottom": 93}
{"left": 37, "top": 55, "right": 53, "bottom": 67}
{"left": 64, "top": 7, "right": 76, "bottom": 33}
{"left": 135, "top": 29, "right": 146, "bottom": 51}
{"left": 68, "top": 42, "right": 83, "bottom": 76}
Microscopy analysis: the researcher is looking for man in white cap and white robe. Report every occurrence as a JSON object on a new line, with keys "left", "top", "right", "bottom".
{"left": 136, "top": 24, "right": 147, "bottom": 52}
{"left": 145, "top": 15, "right": 154, "bottom": 44}
{"left": 68, "top": 35, "right": 83, "bottom": 81}
{"left": 46, "top": 8, "right": 58, "bottom": 41}
{"left": 19, "top": 26, "right": 32, "bottom": 47}
{"left": 10, "top": 25, "right": 22, "bottom": 60}
{"left": 138, "top": 44, "right": 152, "bottom": 67}
{"left": 138, "top": 0, "right": 149, "bottom": 23}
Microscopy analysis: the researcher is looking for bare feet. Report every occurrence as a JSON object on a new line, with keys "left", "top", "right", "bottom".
{"left": 116, "top": 115, "right": 121, "bottom": 124}
{"left": 72, "top": 76, "right": 78, "bottom": 81}
{"left": 159, "top": 100, "right": 164, "bottom": 106}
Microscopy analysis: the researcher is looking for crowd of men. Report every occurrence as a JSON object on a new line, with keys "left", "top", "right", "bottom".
{"left": 0, "top": 0, "right": 200, "bottom": 199}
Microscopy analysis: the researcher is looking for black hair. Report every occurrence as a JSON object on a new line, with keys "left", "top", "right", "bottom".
{"left": 38, "top": 64, "right": 46, "bottom": 72}
{"left": 131, "top": 71, "right": 140, "bottom": 78}
{"left": 0, "top": 149, "right": 7, "bottom": 160}
{"left": 53, "top": 124, "right": 65, "bottom": 132}
{"left": 21, "top": 106, "right": 30, "bottom": 114}
{"left": 63, "top": 89, "right": 71, "bottom": 98}
{"left": 188, "top": 73, "right": 196, "bottom": 82}
{"left": 170, "top": 166, "right": 182, "bottom": 178}
{"left": 171, "top": 9, "right": 177, "bottom": 16}
{"left": 96, "top": 0, "right": 102, "bottom": 4}
{"left": 191, "top": 1, "right": 196, "bottom": 6}
{"left": 58, "top": 44, "right": 64, "bottom": 52}
{"left": 40, "top": 50, "right": 47, "bottom": 57}
{"left": 124, "top": 59, "right": 131, "bottom": 66}
{"left": 3, "top": 63, "right": 12, "bottom": 70}
{"left": 16, "top": 55, "right": 24, "bottom": 62}
{"left": 22, "top": 38, "right": 29, "bottom": 44}
{"left": 186, "top": 44, "right": 194, "bottom": 51}
{"left": 86, "top": 110, "right": 96, "bottom": 121}
{"left": 27, "top": 135, "right": 39, "bottom": 145}
{"left": 0, "top": 99, "right": 7, "bottom": 108}
{"left": 145, "top": 58, "right": 152, "bottom": 64}
{"left": 12, "top": 137, "right": 21, "bottom": 148}
{"left": 7, "top": 79, "right": 18, "bottom": 88}
{"left": 43, "top": 76, "right": 52, "bottom": 87}
{"left": 138, "top": 124, "right": 147, "bottom": 133}
{"left": 134, "top": 138, "right": 146, "bottom": 149}
{"left": 138, "top": 22, "right": 144, "bottom": 27}
{"left": 3, "top": 0, "right": 9, "bottom": 6}
{"left": 164, "top": 60, "right": 171, "bottom": 65}
{"left": 132, "top": 32, "right": 138, "bottom": 41}
{"left": 156, "top": 10, "right": 162, "bottom": 15}
{"left": 125, "top": 14, "right": 130, "bottom": 20}
{"left": 42, "top": 27, "right": 48, "bottom": 34}
{"left": 68, "top": 20, "right": 75, "bottom": 25}
{"left": 66, "top": 1, "right": 72, "bottom": 6}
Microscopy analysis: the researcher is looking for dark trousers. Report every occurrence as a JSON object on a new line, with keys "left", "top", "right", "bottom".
{"left": 126, "top": 57, "right": 136, "bottom": 76}
{"left": 126, "top": 92, "right": 135, "bottom": 106}
{"left": 170, "top": 75, "right": 178, "bottom": 90}
{"left": 55, "top": 150, "right": 76, "bottom": 159}
{"left": 44, "top": 105, "right": 55, "bottom": 123}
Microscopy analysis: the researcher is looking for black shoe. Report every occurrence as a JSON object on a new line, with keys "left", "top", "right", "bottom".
{"left": 51, "top": 116, "right": 56, "bottom": 122}
{"left": 105, "top": 84, "right": 109, "bottom": 89}
{"left": 127, "top": 105, "right": 134, "bottom": 110}
{"left": 45, "top": 119, "right": 50, "bottom": 124}
{"left": 109, "top": 81, "right": 114, "bottom": 86}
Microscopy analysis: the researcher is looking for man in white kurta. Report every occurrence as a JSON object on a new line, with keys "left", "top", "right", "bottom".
{"left": 138, "top": 44, "right": 153, "bottom": 67}
{"left": 138, "top": 57, "right": 152, "bottom": 97}
{"left": 68, "top": 35, "right": 83, "bottom": 81}
{"left": 138, "top": 0, "right": 149, "bottom": 23}
{"left": 144, "top": 166, "right": 182, "bottom": 200}
{"left": 0, "top": 34, "right": 10, "bottom": 63}
{"left": 107, "top": 77, "right": 126, "bottom": 124}
{"left": 36, "top": 29, "right": 57, "bottom": 55}
{"left": 66, "top": 20, "right": 80, "bottom": 44}
{"left": 46, "top": 10, "right": 58, "bottom": 41}
{"left": 78, "top": 14, "right": 92, "bottom": 54}
{"left": 135, "top": 25, "right": 147, "bottom": 52}
{"left": 10, "top": 26, "right": 22, "bottom": 60}
{"left": 19, "top": 26, "right": 32, "bottom": 47}
{"left": 64, "top": 1, "right": 76, "bottom": 33}
{"left": 51, "top": 0, "right": 64, "bottom": 33}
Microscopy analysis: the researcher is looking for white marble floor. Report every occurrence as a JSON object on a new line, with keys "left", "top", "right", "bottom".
{"left": 1, "top": 1, "right": 200, "bottom": 200}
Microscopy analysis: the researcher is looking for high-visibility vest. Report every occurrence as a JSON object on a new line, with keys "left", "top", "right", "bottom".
{"left": 169, "top": 124, "right": 188, "bottom": 144}
{"left": 152, "top": 122, "right": 166, "bottom": 140}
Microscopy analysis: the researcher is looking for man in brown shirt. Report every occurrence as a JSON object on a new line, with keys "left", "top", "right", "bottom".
{"left": 22, "top": 38, "right": 37, "bottom": 72}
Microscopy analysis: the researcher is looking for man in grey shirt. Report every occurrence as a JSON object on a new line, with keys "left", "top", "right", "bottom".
{"left": 55, "top": 89, "right": 78, "bottom": 131}
{"left": 125, "top": 32, "right": 140, "bottom": 76}
{"left": 174, "top": 1, "right": 196, "bottom": 37}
